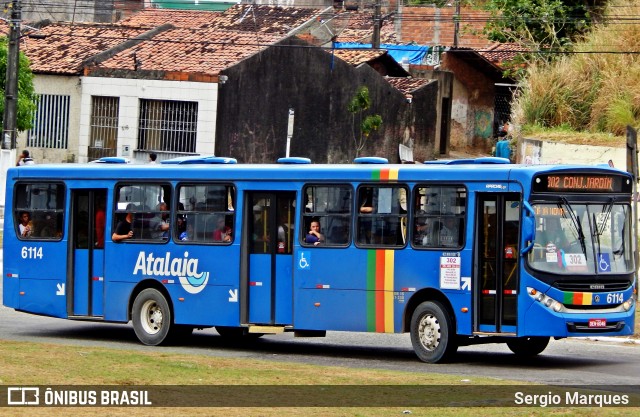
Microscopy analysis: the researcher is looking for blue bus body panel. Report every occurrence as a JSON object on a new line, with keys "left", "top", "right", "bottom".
{"left": 92, "top": 250, "right": 105, "bottom": 316}
{"left": 294, "top": 247, "right": 370, "bottom": 331}
{"left": 3, "top": 240, "right": 68, "bottom": 318}
{"left": 275, "top": 254, "right": 293, "bottom": 324}
{"left": 102, "top": 242, "right": 242, "bottom": 325}
{"left": 248, "top": 254, "right": 272, "bottom": 323}
{"left": 73, "top": 250, "right": 90, "bottom": 315}
{"left": 19, "top": 278, "right": 67, "bottom": 318}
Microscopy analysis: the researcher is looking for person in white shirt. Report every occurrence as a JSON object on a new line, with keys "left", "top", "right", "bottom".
{"left": 17, "top": 150, "right": 35, "bottom": 166}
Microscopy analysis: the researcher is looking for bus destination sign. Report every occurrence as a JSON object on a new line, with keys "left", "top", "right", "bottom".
{"left": 533, "top": 174, "right": 630, "bottom": 193}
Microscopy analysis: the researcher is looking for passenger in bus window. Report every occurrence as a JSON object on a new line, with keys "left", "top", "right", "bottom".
{"left": 95, "top": 197, "right": 106, "bottom": 248}
{"left": 438, "top": 217, "right": 460, "bottom": 247}
{"left": 305, "top": 219, "right": 324, "bottom": 246}
{"left": 18, "top": 211, "right": 33, "bottom": 238}
{"left": 112, "top": 205, "right": 134, "bottom": 242}
{"left": 150, "top": 202, "right": 170, "bottom": 239}
{"left": 213, "top": 216, "right": 232, "bottom": 242}
{"left": 176, "top": 215, "right": 187, "bottom": 240}
{"left": 415, "top": 221, "right": 429, "bottom": 246}
{"left": 359, "top": 188, "right": 374, "bottom": 213}
{"left": 277, "top": 209, "right": 294, "bottom": 253}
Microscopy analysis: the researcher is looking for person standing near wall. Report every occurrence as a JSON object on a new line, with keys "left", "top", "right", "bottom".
{"left": 16, "top": 150, "right": 35, "bottom": 166}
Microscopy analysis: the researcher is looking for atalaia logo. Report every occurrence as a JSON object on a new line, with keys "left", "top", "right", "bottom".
{"left": 133, "top": 251, "right": 209, "bottom": 294}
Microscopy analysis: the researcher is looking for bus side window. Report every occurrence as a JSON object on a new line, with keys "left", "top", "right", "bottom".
{"left": 356, "top": 185, "right": 407, "bottom": 248}
{"left": 413, "top": 185, "right": 466, "bottom": 249}
{"left": 14, "top": 182, "right": 65, "bottom": 241}
{"left": 301, "top": 184, "right": 352, "bottom": 247}
{"left": 177, "top": 183, "right": 235, "bottom": 244}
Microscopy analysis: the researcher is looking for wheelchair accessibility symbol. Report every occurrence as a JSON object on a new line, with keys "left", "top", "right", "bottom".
{"left": 597, "top": 253, "right": 611, "bottom": 273}
{"left": 298, "top": 251, "right": 311, "bottom": 270}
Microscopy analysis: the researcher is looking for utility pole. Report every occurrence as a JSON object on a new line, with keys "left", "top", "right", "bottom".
{"left": 453, "top": 0, "right": 460, "bottom": 48}
{"left": 2, "top": 0, "right": 21, "bottom": 150}
{"left": 372, "top": 2, "right": 381, "bottom": 49}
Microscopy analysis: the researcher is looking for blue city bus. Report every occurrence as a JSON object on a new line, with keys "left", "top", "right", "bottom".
{"left": 2, "top": 157, "right": 636, "bottom": 363}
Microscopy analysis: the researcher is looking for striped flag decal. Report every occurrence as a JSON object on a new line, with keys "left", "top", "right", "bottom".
{"left": 373, "top": 167, "right": 399, "bottom": 182}
{"left": 365, "top": 167, "right": 400, "bottom": 332}
{"left": 366, "top": 250, "right": 395, "bottom": 333}
{"left": 563, "top": 291, "right": 593, "bottom": 305}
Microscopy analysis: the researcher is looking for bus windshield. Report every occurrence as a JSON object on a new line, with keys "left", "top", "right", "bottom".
{"left": 528, "top": 202, "right": 633, "bottom": 275}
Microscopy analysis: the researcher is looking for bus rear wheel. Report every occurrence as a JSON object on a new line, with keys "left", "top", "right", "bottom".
{"left": 410, "top": 301, "right": 457, "bottom": 363}
{"left": 506, "top": 337, "right": 550, "bottom": 357}
{"left": 132, "top": 288, "right": 172, "bottom": 346}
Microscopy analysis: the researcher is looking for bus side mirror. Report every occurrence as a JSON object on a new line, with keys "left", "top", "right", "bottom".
{"left": 521, "top": 201, "right": 536, "bottom": 255}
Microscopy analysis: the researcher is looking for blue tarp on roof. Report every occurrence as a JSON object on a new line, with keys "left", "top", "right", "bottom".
{"left": 334, "top": 43, "right": 430, "bottom": 65}
{"left": 151, "top": 0, "right": 238, "bottom": 11}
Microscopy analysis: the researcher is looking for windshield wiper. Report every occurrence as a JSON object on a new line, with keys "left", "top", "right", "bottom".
{"left": 560, "top": 197, "right": 587, "bottom": 258}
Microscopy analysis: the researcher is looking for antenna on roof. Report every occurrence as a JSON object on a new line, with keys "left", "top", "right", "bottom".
{"left": 235, "top": 5, "right": 253, "bottom": 24}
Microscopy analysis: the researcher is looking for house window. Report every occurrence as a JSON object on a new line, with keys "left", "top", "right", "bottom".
{"left": 138, "top": 99, "right": 198, "bottom": 154}
{"left": 27, "top": 94, "right": 70, "bottom": 149}
{"left": 88, "top": 96, "right": 120, "bottom": 161}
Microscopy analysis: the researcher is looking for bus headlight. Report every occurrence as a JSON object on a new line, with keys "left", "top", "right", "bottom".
{"left": 622, "top": 297, "right": 634, "bottom": 312}
{"left": 527, "top": 287, "right": 565, "bottom": 313}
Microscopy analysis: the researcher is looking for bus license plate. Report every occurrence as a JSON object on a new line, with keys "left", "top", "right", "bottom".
{"left": 588, "top": 318, "right": 607, "bottom": 328}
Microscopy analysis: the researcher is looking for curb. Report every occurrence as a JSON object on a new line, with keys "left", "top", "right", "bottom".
{"left": 585, "top": 336, "right": 639, "bottom": 344}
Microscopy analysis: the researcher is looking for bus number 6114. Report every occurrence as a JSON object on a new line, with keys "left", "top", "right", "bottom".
{"left": 606, "top": 293, "right": 623, "bottom": 304}
{"left": 21, "top": 246, "right": 43, "bottom": 259}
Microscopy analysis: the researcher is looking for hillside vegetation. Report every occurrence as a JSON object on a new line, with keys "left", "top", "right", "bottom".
{"left": 512, "top": 0, "right": 639, "bottom": 145}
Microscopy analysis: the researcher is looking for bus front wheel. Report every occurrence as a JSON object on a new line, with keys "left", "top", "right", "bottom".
{"left": 132, "top": 288, "right": 172, "bottom": 346}
{"left": 410, "top": 301, "right": 457, "bottom": 363}
{"left": 506, "top": 337, "right": 550, "bottom": 357}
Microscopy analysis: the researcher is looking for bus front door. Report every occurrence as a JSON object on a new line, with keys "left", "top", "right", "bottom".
{"left": 244, "top": 192, "right": 296, "bottom": 326}
{"left": 69, "top": 189, "right": 107, "bottom": 318}
{"left": 475, "top": 192, "right": 520, "bottom": 334}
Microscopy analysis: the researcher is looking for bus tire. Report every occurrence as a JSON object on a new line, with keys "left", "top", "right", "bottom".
{"left": 132, "top": 288, "right": 172, "bottom": 346}
{"left": 506, "top": 337, "right": 550, "bottom": 357}
{"left": 410, "top": 301, "right": 457, "bottom": 363}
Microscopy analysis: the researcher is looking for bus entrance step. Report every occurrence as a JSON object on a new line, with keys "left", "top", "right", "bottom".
{"left": 248, "top": 325, "right": 285, "bottom": 334}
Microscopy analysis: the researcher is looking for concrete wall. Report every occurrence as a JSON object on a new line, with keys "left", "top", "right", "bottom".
{"left": 215, "top": 37, "right": 438, "bottom": 164}
{"left": 442, "top": 53, "right": 495, "bottom": 152}
{"left": 78, "top": 77, "right": 218, "bottom": 163}
{"left": 16, "top": 75, "right": 82, "bottom": 164}
{"left": 520, "top": 138, "right": 625, "bottom": 167}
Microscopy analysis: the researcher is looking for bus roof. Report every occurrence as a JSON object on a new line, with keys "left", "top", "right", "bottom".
{"left": 7, "top": 161, "right": 631, "bottom": 184}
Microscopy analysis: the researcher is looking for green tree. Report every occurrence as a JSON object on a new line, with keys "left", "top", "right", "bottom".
{"left": 0, "top": 37, "right": 38, "bottom": 133}
{"left": 483, "top": 0, "right": 607, "bottom": 70}
{"left": 348, "top": 86, "right": 382, "bottom": 160}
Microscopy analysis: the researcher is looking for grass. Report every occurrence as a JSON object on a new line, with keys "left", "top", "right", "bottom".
{"left": 0, "top": 340, "right": 639, "bottom": 416}
{"left": 513, "top": 0, "right": 640, "bottom": 138}
{"left": 520, "top": 124, "right": 626, "bottom": 148}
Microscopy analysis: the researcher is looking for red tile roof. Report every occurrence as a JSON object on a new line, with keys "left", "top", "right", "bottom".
{"left": 334, "top": 11, "right": 398, "bottom": 44}
{"left": 331, "top": 48, "right": 387, "bottom": 66}
{"left": 386, "top": 77, "right": 433, "bottom": 95}
{"left": 22, "top": 23, "right": 149, "bottom": 74}
{"left": 117, "top": 4, "right": 323, "bottom": 34}
{"left": 479, "top": 42, "right": 522, "bottom": 65}
{"left": 116, "top": 8, "right": 223, "bottom": 29}
{"left": 93, "top": 28, "right": 283, "bottom": 76}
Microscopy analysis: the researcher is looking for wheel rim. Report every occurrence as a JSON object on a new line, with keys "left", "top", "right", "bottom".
{"left": 418, "top": 313, "right": 440, "bottom": 351}
{"left": 140, "top": 299, "right": 163, "bottom": 335}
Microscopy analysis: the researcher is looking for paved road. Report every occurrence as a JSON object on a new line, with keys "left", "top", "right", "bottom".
{"left": 1, "top": 249, "right": 639, "bottom": 386}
